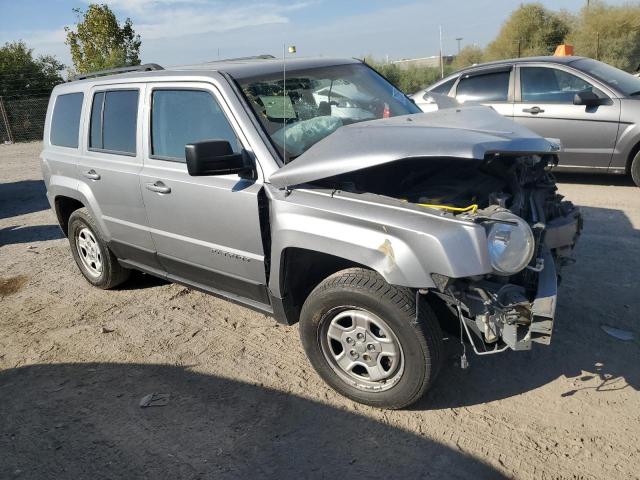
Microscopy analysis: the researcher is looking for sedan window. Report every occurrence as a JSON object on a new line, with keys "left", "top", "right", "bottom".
{"left": 456, "top": 71, "right": 510, "bottom": 103}
{"left": 520, "top": 67, "right": 605, "bottom": 103}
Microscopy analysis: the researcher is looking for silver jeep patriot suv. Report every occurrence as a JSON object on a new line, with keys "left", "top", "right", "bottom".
{"left": 41, "top": 57, "right": 581, "bottom": 409}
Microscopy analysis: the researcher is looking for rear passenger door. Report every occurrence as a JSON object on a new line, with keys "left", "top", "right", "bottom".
{"left": 453, "top": 66, "right": 514, "bottom": 117}
{"left": 79, "top": 85, "right": 161, "bottom": 270}
{"left": 139, "top": 82, "right": 269, "bottom": 305}
{"left": 512, "top": 65, "right": 620, "bottom": 169}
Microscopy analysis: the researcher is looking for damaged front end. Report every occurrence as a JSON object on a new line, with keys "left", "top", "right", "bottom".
{"left": 311, "top": 151, "right": 581, "bottom": 356}
{"left": 425, "top": 152, "right": 582, "bottom": 354}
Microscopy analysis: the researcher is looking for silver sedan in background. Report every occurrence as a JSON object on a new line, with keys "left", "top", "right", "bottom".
{"left": 412, "top": 56, "right": 640, "bottom": 186}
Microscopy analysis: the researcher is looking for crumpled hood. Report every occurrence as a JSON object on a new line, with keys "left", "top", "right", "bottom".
{"left": 269, "top": 106, "right": 559, "bottom": 188}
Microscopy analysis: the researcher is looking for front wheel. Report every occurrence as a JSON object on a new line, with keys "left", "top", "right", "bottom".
{"left": 299, "top": 268, "right": 443, "bottom": 409}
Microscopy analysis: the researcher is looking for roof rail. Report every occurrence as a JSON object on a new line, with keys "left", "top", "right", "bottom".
{"left": 72, "top": 63, "right": 164, "bottom": 81}
{"left": 206, "top": 54, "right": 275, "bottom": 63}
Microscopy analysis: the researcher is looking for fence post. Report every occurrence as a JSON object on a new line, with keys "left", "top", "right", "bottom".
{"left": 0, "top": 96, "right": 14, "bottom": 144}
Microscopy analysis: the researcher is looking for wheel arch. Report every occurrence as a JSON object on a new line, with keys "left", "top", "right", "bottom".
{"left": 54, "top": 195, "right": 85, "bottom": 237}
{"left": 275, "top": 247, "right": 371, "bottom": 325}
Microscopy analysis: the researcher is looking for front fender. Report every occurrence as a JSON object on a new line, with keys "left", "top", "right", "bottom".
{"left": 266, "top": 185, "right": 491, "bottom": 296}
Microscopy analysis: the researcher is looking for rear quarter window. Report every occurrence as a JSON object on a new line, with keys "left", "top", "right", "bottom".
{"left": 50, "top": 92, "right": 84, "bottom": 148}
{"left": 429, "top": 77, "right": 456, "bottom": 95}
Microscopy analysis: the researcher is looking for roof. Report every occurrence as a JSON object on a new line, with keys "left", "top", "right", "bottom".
{"left": 65, "top": 57, "right": 362, "bottom": 85}
{"left": 446, "top": 55, "right": 587, "bottom": 77}
{"left": 471, "top": 55, "right": 586, "bottom": 67}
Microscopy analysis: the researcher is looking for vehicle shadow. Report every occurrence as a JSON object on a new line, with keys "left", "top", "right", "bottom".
{"left": 0, "top": 224, "right": 64, "bottom": 246}
{"left": 0, "top": 179, "right": 50, "bottom": 219}
{"left": 117, "top": 269, "right": 170, "bottom": 290}
{"left": 0, "top": 362, "right": 506, "bottom": 479}
{"left": 419, "top": 204, "right": 640, "bottom": 410}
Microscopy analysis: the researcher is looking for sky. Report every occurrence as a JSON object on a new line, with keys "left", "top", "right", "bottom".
{"left": 0, "top": 0, "right": 632, "bottom": 68}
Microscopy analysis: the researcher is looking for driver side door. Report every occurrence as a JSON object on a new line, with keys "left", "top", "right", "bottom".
{"left": 139, "top": 82, "right": 270, "bottom": 306}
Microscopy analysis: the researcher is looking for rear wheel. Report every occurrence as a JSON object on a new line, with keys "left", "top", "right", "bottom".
{"left": 631, "top": 151, "right": 640, "bottom": 187}
{"left": 68, "top": 208, "right": 130, "bottom": 289}
{"left": 299, "top": 268, "right": 443, "bottom": 409}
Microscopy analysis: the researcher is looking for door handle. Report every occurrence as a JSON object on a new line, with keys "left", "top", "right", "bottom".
{"left": 522, "top": 106, "right": 545, "bottom": 114}
{"left": 145, "top": 181, "right": 171, "bottom": 194}
{"left": 83, "top": 169, "right": 100, "bottom": 180}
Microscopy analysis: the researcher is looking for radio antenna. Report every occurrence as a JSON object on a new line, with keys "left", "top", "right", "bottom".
{"left": 282, "top": 45, "right": 296, "bottom": 163}
{"left": 282, "top": 44, "right": 286, "bottom": 163}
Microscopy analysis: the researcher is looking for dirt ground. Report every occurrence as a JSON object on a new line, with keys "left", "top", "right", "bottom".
{"left": 1, "top": 141, "right": 638, "bottom": 480}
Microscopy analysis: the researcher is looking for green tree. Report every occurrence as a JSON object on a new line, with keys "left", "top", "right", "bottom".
{"left": 65, "top": 3, "right": 141, "bottom": 74}
{"left": 485, "top": 3, "right": 570, "bottom": 60}
{"left": 365, "top": 58, "right": 450, "bottom": 94}
{"left": 0, "top": 41, "right": 64, "bottom": 97}
{"left": 452, "top": 45, "right": 485, "bottom": 69}
{"left": 568, "top": 1, "right": 640, "bottom": 72}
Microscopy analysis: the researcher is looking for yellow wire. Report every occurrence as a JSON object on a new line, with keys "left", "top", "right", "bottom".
{"left": 416, "top": 203, "right": 478, "bottom": 213}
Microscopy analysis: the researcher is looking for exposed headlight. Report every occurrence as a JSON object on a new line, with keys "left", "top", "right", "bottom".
{"left": 485, "top": 211, "right": 535, "bottom": 276}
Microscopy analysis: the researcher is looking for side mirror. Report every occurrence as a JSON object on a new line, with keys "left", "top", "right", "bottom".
{"left": 573, "top": 90, "right": 607, "bottom": 107}
{"left": 185, "top": 140, "right": 251, "bottom": 177}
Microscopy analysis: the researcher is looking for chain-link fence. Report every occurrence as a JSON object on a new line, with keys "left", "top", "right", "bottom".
{"left": 0, "top": 94, "right": 50, "bottom": 144}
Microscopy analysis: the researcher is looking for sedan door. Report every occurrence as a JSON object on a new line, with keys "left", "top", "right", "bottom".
{"left": 139, "top": 82, "right": 269, "bottom": 306}
{"left": 513, "top": 65, "right": 621, "bottom": 169}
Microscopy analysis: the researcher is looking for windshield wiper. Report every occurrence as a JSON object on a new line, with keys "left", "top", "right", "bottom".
{"left": 629, "top": 90, "right": 640, "bottom": 97}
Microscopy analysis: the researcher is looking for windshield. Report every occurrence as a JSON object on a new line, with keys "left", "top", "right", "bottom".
{"left": 237, "top": 63, "right": 421, "bottom": 163}
{"left": 572, "top": 58, "right": 640, "bottom": 97}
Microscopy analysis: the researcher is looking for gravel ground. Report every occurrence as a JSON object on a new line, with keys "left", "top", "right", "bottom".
{"left": 1, "top": 141, "right": 639, "bottom": 479}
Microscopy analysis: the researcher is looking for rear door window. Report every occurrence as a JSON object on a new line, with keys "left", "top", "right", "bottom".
{"left": 50, "top": 92, "right": 84, "bottom": 148}
{"left": 150, "top": 89, "right": 240, "bottom": 162}
{"left": 456, "top": 70, "right": 510, "bottom": 103}
{"left": 90, "top": 89, "right": 139, "bottom": 154}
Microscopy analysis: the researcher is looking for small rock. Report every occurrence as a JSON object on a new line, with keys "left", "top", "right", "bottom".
{"left": 101, "top": 327, "right": 114, "bottom": 334}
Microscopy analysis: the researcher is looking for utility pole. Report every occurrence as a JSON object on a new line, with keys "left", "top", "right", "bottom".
{"left": 456, "top": 37, "right": 463, "bottom": 55}
{"left": 439, "top": 25, "right": 444, "bottom": 79}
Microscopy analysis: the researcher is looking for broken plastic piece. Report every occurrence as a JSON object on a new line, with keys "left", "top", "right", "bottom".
{"left": 139, "top": 393, "right": 170, "bottom": 408}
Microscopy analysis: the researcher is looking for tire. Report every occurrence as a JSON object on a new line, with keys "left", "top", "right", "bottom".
{"left": 67, "top": 208, "right": 130, "bottom": 289}
{"left": 299, "top": 268, "right": 443, "bottom": 409}
{"left": 631, "top": 151, "right": 640, "bottom": 187}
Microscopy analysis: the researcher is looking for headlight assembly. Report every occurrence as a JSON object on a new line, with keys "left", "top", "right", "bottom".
{"left": 484, "top": 210, "right": 535, "bottom": 276}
